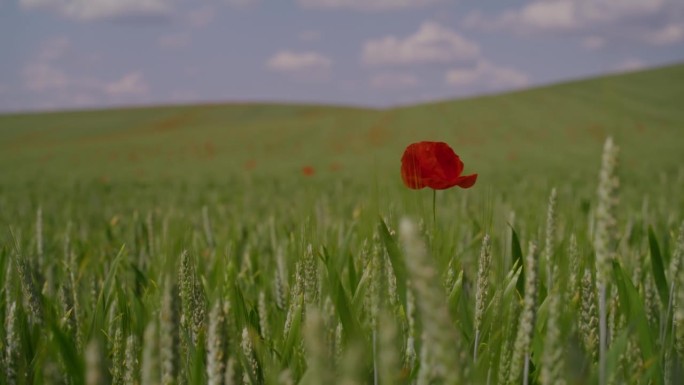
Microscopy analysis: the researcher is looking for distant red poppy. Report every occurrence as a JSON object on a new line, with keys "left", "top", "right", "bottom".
{"left": 244, "top": 159, "right": 257, "bottom": 170}
{"left": 302, "top": 166, "right": 315, "bottom": 176}
{"left": 401, "top": 141, "right": 477, "bottom": 190}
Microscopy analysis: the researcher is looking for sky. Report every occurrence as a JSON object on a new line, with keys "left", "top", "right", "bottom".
{"left": 0, "top": 0, "right": 683, "bottom": 112}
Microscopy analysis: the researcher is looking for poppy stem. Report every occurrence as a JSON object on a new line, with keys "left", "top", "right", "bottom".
{"left": 432, "top": 189, "right": 436, "bottom": 232}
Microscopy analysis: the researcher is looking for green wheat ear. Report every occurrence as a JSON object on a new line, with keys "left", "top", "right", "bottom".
{"left": 4, "top": 301, "right": 18, "bottom": 385}
{"left": 580, "top": 268, "right": 599, "bottom": 360}
{"left": 540, "top": 286, "right": 566, "bottom": 385}
{"left": 241, "top": 327, "right": 259, "bottom": 383}
{"left": 544, "top": 188, "right": 557, "bottom": 291}
{"left": 111, "top": 317, "right": 125, "bottom": 385}
{"left": 124, "top": 334, "right": 140, "bottom": 385}
{"left": 474, "top": 233, "right": 492, "bottom": 362}
{"left": 509, "top": 241, "right": 538, "bottom": 385}
{"left": 207, "top": 301, "right": 226, "bottom": 385}
{"left": 16, "top": 255, "right": 43, "bottom": 326}
{"left": 160, "top": 278, "right": 180, "bottom": 385}
{"left": 594, "top": 137, "right": 620, "bottom": 385}
{"left": 674, "top": 221, "right": 684, "bottom": 357}
{"left": 400, "top": 217, "right": 463, "bottom": 385}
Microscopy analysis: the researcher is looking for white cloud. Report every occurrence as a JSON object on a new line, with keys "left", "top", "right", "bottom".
{"left": 297, "top": 0, "right": 442, "bottom": 12}
{"left": 266, "top": 50, "right": 332, "bottom": 77}
{"left": 464, "top": 1, "right": 684, "bottom": 49}
{"left": 463, "top": 0, "right": 670, "bottom": 33}
{"left": 642, "top": 23, "right": 684, "bottom": 45}
{"left": 506, "top": 1, "right": 578, "bottom": 31}
{"left": 299, "top": 30, "right": 322, "bottom": 42}
{"left": 21, "top": 37, "right": 150, "bottom": 109}
{"left": 582, "top": 36, "right": 606, "bottom": 50}
{"left": 446, "top": 60, "right": 529, "bottom": 90}
{"left": 370, "top": 72, "right": 419, "bottom": 89}
{"left": 362, "top": 21, "right": 479, "bottom": 66}
{"left": 20, "top": 0, "right": 172, "bottom": 21}
{"left": 23, "top": 63, "right": 70, "bottom": 91}
{"left": 104, "top": 72, "right": 149, "bottom": 96}
{"left": 22, "top": 37, "right": 71, "bottom": 91}
{"left": 614, "top": 58, "right": 645, "bottom": 72}
{"left": 159, "top": 33, "right": 191, "bottom": 49}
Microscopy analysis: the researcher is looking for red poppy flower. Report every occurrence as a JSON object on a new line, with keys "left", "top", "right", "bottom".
{"left": 401, "top": 141, "right": 477, "bottom": 190}
{"left": 302, "top": 166, "right": 315, "bottom": 176}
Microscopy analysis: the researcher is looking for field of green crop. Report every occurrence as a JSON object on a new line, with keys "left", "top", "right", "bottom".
{"left": 0, "top": 64, "right": 683, "bottom": 385}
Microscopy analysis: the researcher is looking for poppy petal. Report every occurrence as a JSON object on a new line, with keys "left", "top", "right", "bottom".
{"left": 426, "top": 178, "right": 456, "bottom": 190}
{"left": 433, "top": 142, "right": 463, "bottom": 180}
{"left": 401, "top": 144, "right": 426, "bottom": 189}
{"left": 420, "top": 142, "right": 457, "bottom": 184}
{"left": 455, "top": 174, "right": 478, "bottom": 189}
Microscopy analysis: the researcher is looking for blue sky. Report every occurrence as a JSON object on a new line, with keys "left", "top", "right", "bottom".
{"left": 0, "top": 0, "right": 683, "bottom": 112}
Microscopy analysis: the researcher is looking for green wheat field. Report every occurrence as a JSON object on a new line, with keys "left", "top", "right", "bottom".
{"left": 1, "top": 64, "right": 683, "bottom": 385}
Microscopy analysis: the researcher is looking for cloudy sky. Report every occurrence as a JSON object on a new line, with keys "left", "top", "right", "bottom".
{"left": 1, "top": 0, "right": 683, "bottom": 112}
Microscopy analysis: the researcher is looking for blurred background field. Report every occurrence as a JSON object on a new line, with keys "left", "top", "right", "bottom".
{"left": 2, "top": 63, "right": 684, "bottom": 197}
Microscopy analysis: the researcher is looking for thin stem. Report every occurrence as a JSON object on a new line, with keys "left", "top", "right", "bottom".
{"left": 473, "top": 330, "right": 480, "bottom": 362}
{"left": 432, "top": 189, "right": 437, "bottom": 232}
{"left": 598, "top": 283, "right": 607, "bottom": 385}
{"left": 373, "top": 328, "right": 378, "bottom": 385}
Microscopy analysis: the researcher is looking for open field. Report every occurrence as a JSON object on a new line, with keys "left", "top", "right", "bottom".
{"left": 0, "top": 63, "right": 683, "bottom": 384}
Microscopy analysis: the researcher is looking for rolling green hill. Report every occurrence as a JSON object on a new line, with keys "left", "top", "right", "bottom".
{"left": 1, "top": 63, "right": 683, "bottom": 205}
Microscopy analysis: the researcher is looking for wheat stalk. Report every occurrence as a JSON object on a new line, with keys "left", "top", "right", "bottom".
{"left": 400, "top": 218, "right": 463, "bottom": 384}
{"left": 509, "top": 241, "right": 538, "bottom": 385}
{"left": 474, "top": 233, "right": 492, "bottom": 361}
{"left": 594, "top": 137, "right": 620, "bottom": 385}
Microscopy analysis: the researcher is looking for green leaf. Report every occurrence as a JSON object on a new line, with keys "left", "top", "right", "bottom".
{"left": 87, "top": 244, "right": 126, "bottom": 340}
{"left": 190, "top": 336, "right": 207, "bottom": 385}
{"left": 504, "top": 262, "right": 523, "bottom": 301}
{"left": 282, "top": 295, "right": 303, "bottom": 365}
{"left": 606, "top": 329, "right": 629, "bottom": 383}
{"left": 50, "top": 321, "right": 85, "bottom": 385}
{"left": 378, "top": 218, "right": 408, "bottom": 311}
{"left": 611, "top": 260, "right": 663, "bottom": 385}
{"left": 648, "top": 227, "right": 669, "bottom": 307}
{"left": 233, "top": 284, "right": 249, "bottom": 330}
{"left": 510, "top": 227, "right": 524, "bottom": 297}
{"left": 457, "top": 272, "right": 474, "bottom": 342}
{"left": 447, "top": 270, "right": 464, "bottom": 317}
{"left": 351, "top": 259, "right": 373, "bottom": 313}
{"left": 321, "top": 247, "right": 361, "bottom": 341}
{"left": 347, "top": 251, "right": 358, "bottom": 291}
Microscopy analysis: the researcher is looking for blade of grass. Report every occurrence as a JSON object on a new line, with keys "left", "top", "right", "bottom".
{"left": 648, "top": 227, "right": 669, "bottom": 307}
{"left": 50, "top": 321, "right": 85, "bottom": 385}
{"left": 611, "top": 260, "right": 663, "bottom": 385}
{"left": 321, "top": 247, "right": 361, "bottom": 342}
{"left": 510, "top": 227, "right": 524, "bottom": 297}
{"left": 378, "top": 218, "right": 408, "bottom": 311}
{"left": 87, "top": 244, "right": 126, "bottom": 340}
{"left": 281, "top": 296, "right": 303, "bottom": 365}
